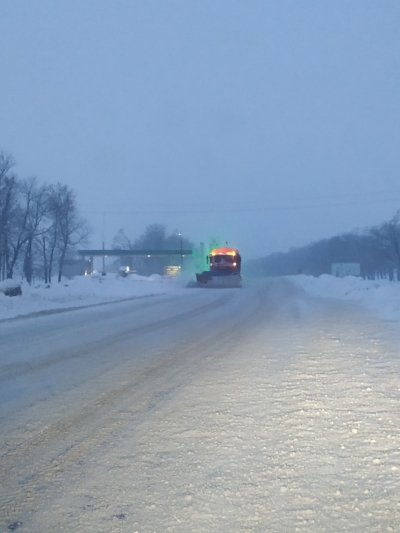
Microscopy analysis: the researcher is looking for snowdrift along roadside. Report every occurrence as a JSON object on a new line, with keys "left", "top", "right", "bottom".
{"left": 0, "top": 274, "right": 188, "bottom": 321}
{"left": 3, "top": 273, "right": 400, "bottom": 325}
{"left": 290, "top": 274, "right": 400, "bottom": 324}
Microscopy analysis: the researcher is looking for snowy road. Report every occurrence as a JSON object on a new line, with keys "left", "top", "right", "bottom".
{"left": 1, "top": 279, "right": 400, "bottom": 532}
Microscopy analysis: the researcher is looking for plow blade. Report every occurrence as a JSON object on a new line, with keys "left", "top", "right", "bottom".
{"left": 195, "top": 272, "right": 242, "bottom": 288}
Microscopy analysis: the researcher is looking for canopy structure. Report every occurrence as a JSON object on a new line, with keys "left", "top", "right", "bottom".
{"left": 78, "top": 248, "right": 195, "bottom": 275}
{"left": 78, "top": 249, "right": 194, "bottom": 257}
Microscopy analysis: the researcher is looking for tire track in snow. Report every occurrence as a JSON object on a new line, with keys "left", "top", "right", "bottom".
{"left": 0, "top": 291, "right": 232, "bottom": 382}
{"left": 0, "top": 292, "right": 163, "bottom": 325}
{"left": 0, "top": 288, "right": 266, "bottom": 529}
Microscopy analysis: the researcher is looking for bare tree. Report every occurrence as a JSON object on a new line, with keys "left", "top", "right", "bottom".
{"left": 369, "top": 210, "right": 400, "bottom": 281}
{"left": 111, "top": 228, "right": 136, "bottom": 271}
{"left": 0, "top": 151, "right": 14, "bottom": 180}
{"left": 21, "top": 180, "right": 50, "bottom": 284}
{"left": 48, "top": 184, "right": 90, "bottom": 282}
{"left": 41, "top": 184, "right": 63, "bottom": 283}
{"left": 0, "top": 151, "right": 18, "bottom": 279}
{"left": 112, "top": 228, "right": 135, "bottom": 250}
{"left": 0, "top": 149, "right": 91, "bottom": 283}
{"left": 5, "top": 178, "right": 50, "bottom": 279}
{"left": 133, "top": 224, "right": 168, "bottom": 275}
{"left": 134, "top": 224, "right": 167, "bottom": 250}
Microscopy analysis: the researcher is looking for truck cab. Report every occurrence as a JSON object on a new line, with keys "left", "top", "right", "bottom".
{"left": 209, "top": 248, "right": 241, "bottom": 274}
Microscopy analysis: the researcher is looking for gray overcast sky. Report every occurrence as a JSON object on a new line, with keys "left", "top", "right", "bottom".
{"left": 1, "top": 1, "right": 400, "bottom": 259}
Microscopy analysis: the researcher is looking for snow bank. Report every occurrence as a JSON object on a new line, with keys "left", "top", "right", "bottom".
{"left": 0, "top": 273, "right": 183, "bottom": 321}
{"left": 0, "top": 278, "right": 22, "bottom": 292}
{"left": 290, "top": 274, "right": 400, "bottom": 323}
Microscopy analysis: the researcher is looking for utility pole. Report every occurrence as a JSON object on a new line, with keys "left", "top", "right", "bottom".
{"left": 179, "top": 233, "right": 183, "bottom": 271}
{"left": 102, "top": 211, "right": 106, "bottom": 275}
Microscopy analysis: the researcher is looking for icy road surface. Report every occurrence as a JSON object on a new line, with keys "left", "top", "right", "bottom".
{"left": 1, "top": 279, "right": 400, "bottom": 533}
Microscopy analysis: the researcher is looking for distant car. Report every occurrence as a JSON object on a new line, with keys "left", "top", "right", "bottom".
{"left": 118, "top": 266, "right": 137, "bottom": 277}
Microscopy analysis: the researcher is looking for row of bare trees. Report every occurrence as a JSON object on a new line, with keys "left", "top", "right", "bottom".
{"left": 245, "top": 210, "right": 400, "bottom": 280}
{"left": 0, "top": 150, "right": 90, "bottom": 283}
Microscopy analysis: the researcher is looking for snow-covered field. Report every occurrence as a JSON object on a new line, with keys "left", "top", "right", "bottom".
{"left": 0, "top": 273, "right": 189, "bottom": 321}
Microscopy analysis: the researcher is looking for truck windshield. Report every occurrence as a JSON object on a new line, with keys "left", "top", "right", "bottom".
{"left": 212, "top": 255, "right": 235, "bottom": 265}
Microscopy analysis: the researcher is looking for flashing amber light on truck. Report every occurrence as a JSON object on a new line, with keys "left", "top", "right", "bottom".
{"left": 211, "top": 251, "right": 236, "bottom": 256}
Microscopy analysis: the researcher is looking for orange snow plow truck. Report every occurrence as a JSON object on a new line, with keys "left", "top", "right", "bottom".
{"left": 195, "top": 247, "right": 242, "bottom": 288}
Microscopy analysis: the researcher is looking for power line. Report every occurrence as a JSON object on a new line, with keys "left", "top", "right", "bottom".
{"left": 81, "top": 197, "right": 400, "bottom": 216}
